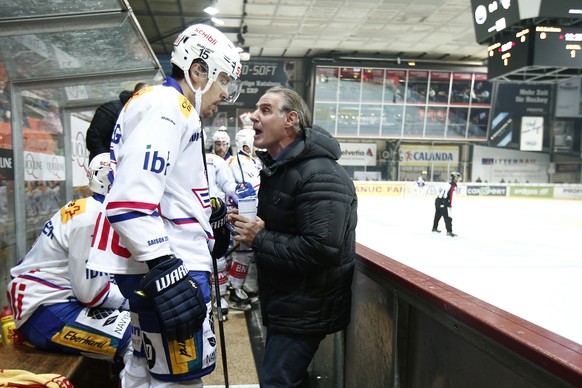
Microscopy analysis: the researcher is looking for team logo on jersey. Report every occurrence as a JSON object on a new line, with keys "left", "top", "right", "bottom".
{"left": 178, "top": 94, "right": 193, "bottom": 118}
{"left": 143, "top": 145, "right": 170, "bottom": 175}
{"left": 111, "top": 123, "right": 122, "bottom": 145}
{"left": 60, "top": 198, "right": 87, "bottom": 224}
{"left": 42, "top": 220, "right": 55, "bottom": 239}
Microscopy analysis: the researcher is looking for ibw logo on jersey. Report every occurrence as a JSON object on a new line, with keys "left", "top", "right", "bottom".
{"left": 143, "top": 145, "right": 170, "bottom": 175}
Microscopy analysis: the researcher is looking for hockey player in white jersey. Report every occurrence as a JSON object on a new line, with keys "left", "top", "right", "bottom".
{"left": 7, "top": 153, "right": 133, "bottom": 371}
{"left": 227, "top": 128, "right": 262, "bottom": 309}
{"left": 87, "top": 23, "right": 242, "bottom": 386}
{"left": 206, "top": 131, "right": 237, "bottom": 319}
{"left": 212, "top": 127, "right": 233, "bottom": 161}
{"left": 229, "top": 127, "right": 262, "bottom": 193}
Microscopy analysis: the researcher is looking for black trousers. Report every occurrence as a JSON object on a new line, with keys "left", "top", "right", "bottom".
{"left": 432, "top": 199, "right": 452, "bottom": 233}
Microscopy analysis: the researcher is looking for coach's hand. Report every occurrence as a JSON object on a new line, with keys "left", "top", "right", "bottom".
{"left": 140, "top": 255, "right": 206, "bottom": 342}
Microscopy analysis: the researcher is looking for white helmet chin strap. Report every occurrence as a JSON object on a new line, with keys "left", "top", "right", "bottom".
{"left": 184, "top": 68, "right": 215, "bottom": 114}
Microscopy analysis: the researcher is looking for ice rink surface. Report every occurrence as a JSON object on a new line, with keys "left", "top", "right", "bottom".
{"left": 356, "top": 193, "right": 582, "bottom": 345}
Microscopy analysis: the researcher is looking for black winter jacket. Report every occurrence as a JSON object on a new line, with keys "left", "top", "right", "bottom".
{"left": 86, "top": 90, "right": 132, "bottom": 162}
{"left": 253, "top": 125, "right": 358, "bottom": 335}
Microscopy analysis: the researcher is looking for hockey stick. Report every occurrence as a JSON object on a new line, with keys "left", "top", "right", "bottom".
{"left": 224, "top": 241, "right": 240, "bottom": 258}
{"left": 211, "top": 255, "right": 229, "bottom": 388}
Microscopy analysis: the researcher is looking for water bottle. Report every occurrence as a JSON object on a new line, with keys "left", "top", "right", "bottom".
{"left": 0, "top": 305, "right": 16, "bottom": 345}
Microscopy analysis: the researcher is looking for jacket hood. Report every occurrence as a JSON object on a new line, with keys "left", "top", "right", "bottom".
{"left": 257, "top": 125, "right": 341, "bottom": 169}
{"left": 119, "top": 90, "right": 133, "bottom": 105}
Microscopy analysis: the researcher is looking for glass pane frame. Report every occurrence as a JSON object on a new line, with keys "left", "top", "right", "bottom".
{"left": 0, "top": 0, "right": 122, "bottom": 19}
{"left": 313, "top": 65, "right": 491, "bottom": 141}
{"left": 0, "top": 3, "right": 163, "bottom": 287}
{"left": 0, "top": 15, "right": 156, "bottom": 82}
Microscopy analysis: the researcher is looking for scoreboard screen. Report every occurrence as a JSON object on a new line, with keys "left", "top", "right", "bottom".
{"left": 487, "top": 28, "right": 532, "bottom": 79}
{"left": 471, "top": 0, "right": 521, "bottom": 44}
{"left": 539, "top": 0, "right": 582, "bottom": 18}
{"left": 533, "top": 26, "right": 582, "bottom": 68}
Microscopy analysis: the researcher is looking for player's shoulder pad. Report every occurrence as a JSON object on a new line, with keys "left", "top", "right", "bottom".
{"left": 60, "top": 197, "right": 88, "bottom": 224}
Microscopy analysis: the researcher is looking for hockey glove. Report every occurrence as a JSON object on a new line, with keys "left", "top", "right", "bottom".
{"left": 228, "top": 182, "right": 256, "bottom": 208}
{"left": 140, "top": 255, "right": 207, "bottom": 342}
{"left": 210, "top": 197, "right": 231, "bottom": 259}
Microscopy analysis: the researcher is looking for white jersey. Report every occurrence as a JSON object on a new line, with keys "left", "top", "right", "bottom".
{"left": 228, "top": 152, "right": 262, "bottom": 192}
{"left": 87, "top": 84, "right": 213, "bottom": 275}
{"left": 206, "top": 152, "right": 237, "bottom": 201}
{"left": 8, "top": 195, "right": 126, "bottom": 328}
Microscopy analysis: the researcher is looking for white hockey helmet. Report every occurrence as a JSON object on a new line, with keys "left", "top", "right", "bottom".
{"left": 87, "top": 153, "right": 111, "bottom": 195}
{"left": 236, "top": 128, "right": 255, "bottom": 155}
{"left": 171, "top": 24, "right": 242, "bottom": 103}
{"left": 213, "top": 128, "right": 230, "bottom": 146}
{"left": 451, "top": 171, "right": 462, "bottom": 180}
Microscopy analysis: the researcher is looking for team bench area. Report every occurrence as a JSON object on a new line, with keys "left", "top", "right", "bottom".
{"left": 0, "top": 343, "right": 119, "bottom": 387}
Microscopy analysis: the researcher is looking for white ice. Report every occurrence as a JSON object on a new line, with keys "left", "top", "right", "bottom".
{"left": 356, "top": 193, "right": 582, "bottom": 345}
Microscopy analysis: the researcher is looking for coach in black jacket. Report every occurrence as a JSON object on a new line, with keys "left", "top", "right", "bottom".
{"left": 229, "top": 86, "right": 357, "bottom": 387}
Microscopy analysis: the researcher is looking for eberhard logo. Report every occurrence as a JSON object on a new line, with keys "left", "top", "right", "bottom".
{"left": 52, "top": 328, "right": 115, "bottom": 356}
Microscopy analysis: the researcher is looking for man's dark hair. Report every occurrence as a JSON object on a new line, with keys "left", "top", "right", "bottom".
{"left": 171, "top": 59, "right": 208, "bottom": 81}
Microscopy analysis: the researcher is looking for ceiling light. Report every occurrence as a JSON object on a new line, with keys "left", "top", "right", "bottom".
{"left": 211, "top": 17, "right": 224, "bottom": 26}
{"left": 204, "top": 2, "right": 219, "bottom": 15}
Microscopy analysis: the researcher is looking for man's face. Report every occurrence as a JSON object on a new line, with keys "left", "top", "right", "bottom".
{"left": 214, "top": 141, "right": 229, "bottom": 157}
{"left": 199, "top": 73, "right": 232, "bottom": 118}
{"left": 251, "top": 92, "right": 289, "bottom": 156}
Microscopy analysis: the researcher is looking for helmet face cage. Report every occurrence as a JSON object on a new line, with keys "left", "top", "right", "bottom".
{"left": 236, "top": 129, "right": 255, "bottom": 155}
{"left": 87, "top": 153, "right": 111, "bottom": 195}
{"left": 171, "top": 24, "right": 242, "bottom": 102}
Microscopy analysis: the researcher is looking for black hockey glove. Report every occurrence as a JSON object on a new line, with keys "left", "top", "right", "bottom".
{"left": 210, "top": 197, "right": 231, "bottom": 259}
{"left": 140, "top": 255, "right": 207, "bottom": 342}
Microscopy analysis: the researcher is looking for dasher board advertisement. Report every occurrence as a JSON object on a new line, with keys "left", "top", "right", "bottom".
{"left": 338, "top": 143, "right": 376, "bottom": 166}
